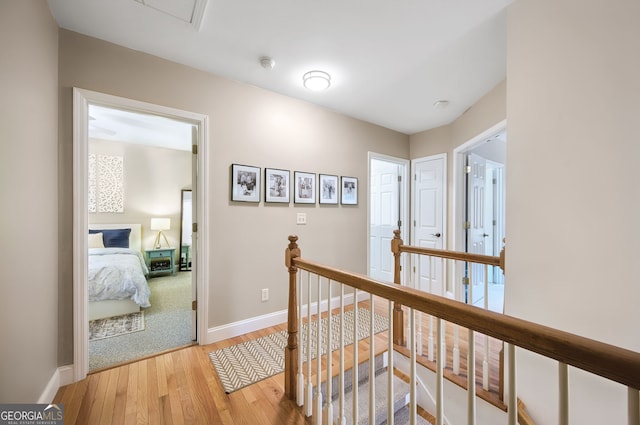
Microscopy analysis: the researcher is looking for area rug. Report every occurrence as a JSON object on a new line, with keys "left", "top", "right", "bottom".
{"left": 208, "top": 308, "right": 389, "bottom": 393}
{"left": 89, "top": 311, "right": 145, "bottom": 341}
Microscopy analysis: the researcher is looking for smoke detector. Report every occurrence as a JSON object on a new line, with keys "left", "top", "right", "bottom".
{"left": 260, "top": 56, "right": 275, "bottom": 70}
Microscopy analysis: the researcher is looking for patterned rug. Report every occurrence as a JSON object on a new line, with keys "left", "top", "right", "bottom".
{"left": 208, "top": 308, "right": 389, "bottom": 393}
{"left": 89, "top": 311, "right": 145, "bottom": 341}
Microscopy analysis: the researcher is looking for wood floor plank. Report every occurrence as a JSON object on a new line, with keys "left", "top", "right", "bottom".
{"left": 54, "top": 299, "right": 502, "bottom": 424}
{"left": 111, "top": 364, "right": 129, "bottom": 425}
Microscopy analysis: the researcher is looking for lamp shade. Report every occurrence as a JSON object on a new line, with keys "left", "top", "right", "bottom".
{"left": 150, "top": 218, "right": 170, "bottom": 231}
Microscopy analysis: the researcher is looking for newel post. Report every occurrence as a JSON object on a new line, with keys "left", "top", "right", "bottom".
{"left": 284, "top": 235, "right": 300, "bottom": 399}
{"left": 391, "top": 229, "right": 405, "bottom": 346}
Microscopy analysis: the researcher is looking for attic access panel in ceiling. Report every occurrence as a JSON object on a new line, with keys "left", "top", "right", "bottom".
{"left": 133, "top": 0, "right": 207, "bottom": 29}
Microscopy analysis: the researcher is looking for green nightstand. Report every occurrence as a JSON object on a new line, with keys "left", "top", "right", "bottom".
{"left": 145, "top": 248, "right": 176, "bottom": 278}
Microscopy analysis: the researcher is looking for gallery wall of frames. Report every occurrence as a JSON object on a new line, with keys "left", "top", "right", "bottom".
{"left": 230, "top": 163, "right": 358, "bottom": 206}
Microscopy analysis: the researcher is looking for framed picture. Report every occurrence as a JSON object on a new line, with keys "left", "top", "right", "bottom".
{"left": 294, "top": 171, "right": 316, "bottom": 204}
{"left": 319, "top": 174, "right": 339, "bottom": 204}
{"left": 265, "top": 168, "right": 290, "bottom": 203}
{"left": 341, "top": 176, "right": 358, "bottom": 205}
{"left": 230, "top": 164, "right": 261, "bottom": 202}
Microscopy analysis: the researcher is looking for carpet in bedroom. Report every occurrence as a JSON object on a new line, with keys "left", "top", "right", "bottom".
{"left": 89, "top": 272, "right": 193, "bottom": 371}
{"left": 89, "top": 311, "right": 144, "bottom": 341}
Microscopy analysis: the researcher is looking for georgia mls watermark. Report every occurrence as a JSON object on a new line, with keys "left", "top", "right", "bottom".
{"left": 0, "top": 404, "right": 64, "bottom": 425}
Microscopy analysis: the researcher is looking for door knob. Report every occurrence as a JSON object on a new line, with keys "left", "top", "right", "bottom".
{"left": 432, "top": 233, "right": 441, "bottom": 238}
{"left": 482, "top": 233, "right": 489, "bottom": 237}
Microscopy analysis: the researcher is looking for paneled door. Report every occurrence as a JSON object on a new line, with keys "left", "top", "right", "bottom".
{"left": 369, "top": 158, "right": 402, "bottom": 282}
{"left": 412, "top": 155, "right": 446, "bottom": 296}
{"left": 466, "top": 152, "right": 488, "bottom": 305}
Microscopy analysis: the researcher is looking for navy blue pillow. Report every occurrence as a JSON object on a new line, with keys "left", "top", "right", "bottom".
{"left": 89, "top": 228, "right": 131, "bottom": 248}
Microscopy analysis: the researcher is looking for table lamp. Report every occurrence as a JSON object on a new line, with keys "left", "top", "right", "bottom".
{"left": 150, "top": 217, "right": 171, "bottom": 249}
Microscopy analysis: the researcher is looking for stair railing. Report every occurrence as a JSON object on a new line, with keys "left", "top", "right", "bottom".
{"left": 392, "top": 229, "right": 505, "bottom": 401}
{"left": 284, "top": 235, "right": 640, "bottom": 425}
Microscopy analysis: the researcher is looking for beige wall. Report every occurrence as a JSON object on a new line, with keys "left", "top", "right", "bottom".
{"left": 88, "top": 140, "right": 191, "bottom": 250}
{"left": 0, "top": 0, "right": 59, "bottom": 402}
{"left": 506, "top": 1, "right": 640, "bottom": 423}
{"left": 58, "top": 30, "right": 409, "bottom": 365}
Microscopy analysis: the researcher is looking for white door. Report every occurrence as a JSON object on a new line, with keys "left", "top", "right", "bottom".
{"left": 369, "top": 159, "right": 401, "bottom": 282}
{"left": 466, "top": 153, "right": 488, "bottom": 305}
{"left": 412, "top": 155, "right": 446, "bottom": 296}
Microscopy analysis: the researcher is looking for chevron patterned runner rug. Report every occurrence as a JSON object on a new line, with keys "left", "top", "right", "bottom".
{"left": 208, "top": 308, "right": 389, "bottom": 393}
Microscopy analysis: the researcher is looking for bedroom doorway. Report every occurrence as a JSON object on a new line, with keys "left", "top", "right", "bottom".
{"left": 453, "top": 120, "right": 506, "bottom": 312}
{"left": 73, "top": 89, "right": 210, "bottom": 380}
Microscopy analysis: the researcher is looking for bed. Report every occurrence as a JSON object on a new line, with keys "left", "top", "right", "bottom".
{"left": 88, "top": 223, "right": 151, "bottom": 321}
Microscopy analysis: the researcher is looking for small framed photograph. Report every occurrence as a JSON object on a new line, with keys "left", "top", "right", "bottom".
{"left": 341, "top": 176, "right": 358, "bottom": 205}
{"left": 319, "top": 174, "right": 339, "bottom": 204}
{"left": 294, "top": 171, "right": 316, "bottom": 204}
{"left": 265, "top": 168, "right": 290, "bottom": 203}
{"left": 230, "top": 164, "right": 261, "bottom": 202}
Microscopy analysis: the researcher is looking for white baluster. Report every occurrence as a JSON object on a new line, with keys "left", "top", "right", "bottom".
{"left": 315, "top": 276, "right": 323, "bottom": 425}
{"left": 559, "top": 362, "right": 568, "bottom": 425}
{"left": 306, "top": 272, "right": 313, "bottom": 417}
{"left": 338, "top": 284, "right": 346, "bottom": 425}
{"left": 507, "top": 344, "right": 517, "bottom": 425}
{"left": 297, "top": 270, "right": 304, "bottom": 406}
{"left": 436, "top": 318, "right": 444, "bottom": 425}
{"left": 325, "top": 280, "right": 333, "bottom": 424}
{"left": 428, "top": 315, "right": 434, "bottom": 362}
{"left": 352, "top": 290, "right": 359, "bottom": 425}
{"left": 410, "top": 309, "right": 417, "bottom": 425}
{"left": 388, "top": 299, "right": 394, "bottom": 425}
{"left": 453, "top": 258, "right": 460, "bottom": 375}
{"left": 483, "top": 266, "right": 489, "bottom": 391}
{"left": 467, "top": 329, "right": 476, "bottom": 425}
{"left": 628, "top": 387, "right": 639, "bottom": 425}
{"left": 369, "top": 294, "right": 375, "bottom": 425}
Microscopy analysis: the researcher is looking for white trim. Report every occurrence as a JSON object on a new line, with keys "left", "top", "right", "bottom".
{"left": 205, "top": 291, "right": 368, "bottom": 344}
{"left": 452, "top": 120, "right": 507, "bottom": 253}
{"left": 367, "top": 152, "right": 410, "bottom": 284}
{"left": 452, "top": 119, "right": 507, "bottom": 301}
{"left": 72, "top": 88, "right": 210, "bottom": 382}
{"left": 38, "top": 369, "right": 61, "bottom": 404}
{"left": 58, "top": 365, "right": 75, "bottom": 387}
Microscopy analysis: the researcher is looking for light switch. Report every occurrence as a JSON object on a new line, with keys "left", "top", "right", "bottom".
{"left": 296, "top": 213, "right": 307, "bottom": 225}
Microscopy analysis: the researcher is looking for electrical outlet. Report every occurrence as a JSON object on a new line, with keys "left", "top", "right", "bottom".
{"left": 296, "top": 213, "right": 307, "bottom": 225}
{"left": 261, "top": 288, "right": 269, "bottom": 302}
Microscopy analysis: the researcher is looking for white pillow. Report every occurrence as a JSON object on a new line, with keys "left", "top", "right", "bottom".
{"left": 88, "top": 232, "right": 105, "bottom": 248}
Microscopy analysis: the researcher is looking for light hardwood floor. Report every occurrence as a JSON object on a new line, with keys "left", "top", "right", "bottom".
{"left": 54, "top": 298, "right": 503, "bottom": 424}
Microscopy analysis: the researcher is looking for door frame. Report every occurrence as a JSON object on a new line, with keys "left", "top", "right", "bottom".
{"left": 72, "top": 88, "right": 210, "bottom": 381}
{"left": 367, "top": 152, "right": 410, "bottom": 284}
{"left": 452, "top": 119, "right": 506, "bottom": 300}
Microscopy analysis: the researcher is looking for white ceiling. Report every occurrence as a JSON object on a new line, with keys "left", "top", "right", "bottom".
{"left": 49, "top": 0, "right": 511, "bottom": 136}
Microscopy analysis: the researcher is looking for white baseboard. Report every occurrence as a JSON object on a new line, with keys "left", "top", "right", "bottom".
{"left": 205, "top": 290, "right": 369, "bottom": 344}
{"left": 58, "top": 365, "right": 75, "bottom": 387}
{"left": 38, "top": 365, "right": 75, "bottom": 403}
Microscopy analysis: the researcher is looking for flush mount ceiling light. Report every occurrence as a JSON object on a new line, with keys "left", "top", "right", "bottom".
{"left": 303, "top": 70, "right": 331, "bottom": 91}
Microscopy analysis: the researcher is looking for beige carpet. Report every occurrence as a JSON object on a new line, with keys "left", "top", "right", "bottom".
{"left": 208, "top": 308, "right": 389, "bottom": 393}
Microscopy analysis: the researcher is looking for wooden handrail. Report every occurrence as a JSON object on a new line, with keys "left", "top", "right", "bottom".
{"left": 391, "top": 229, "right": 504, "bottom": 269}
{"left": 289, "top": 255, "right": 640, "bottom": 391}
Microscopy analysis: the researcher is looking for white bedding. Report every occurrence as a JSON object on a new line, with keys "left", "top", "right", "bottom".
{"left": 88, "top": 248, "right": 151, "bottom": 308}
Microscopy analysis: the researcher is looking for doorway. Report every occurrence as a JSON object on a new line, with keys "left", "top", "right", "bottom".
{"left": 454, "top": 121, "right": 506, "bottom": 312}
{"left": 73, "top": 88, "right": 210, "bottom": 381}
{"left": 368, "top": 153, "right": 409, "bottom": 283}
